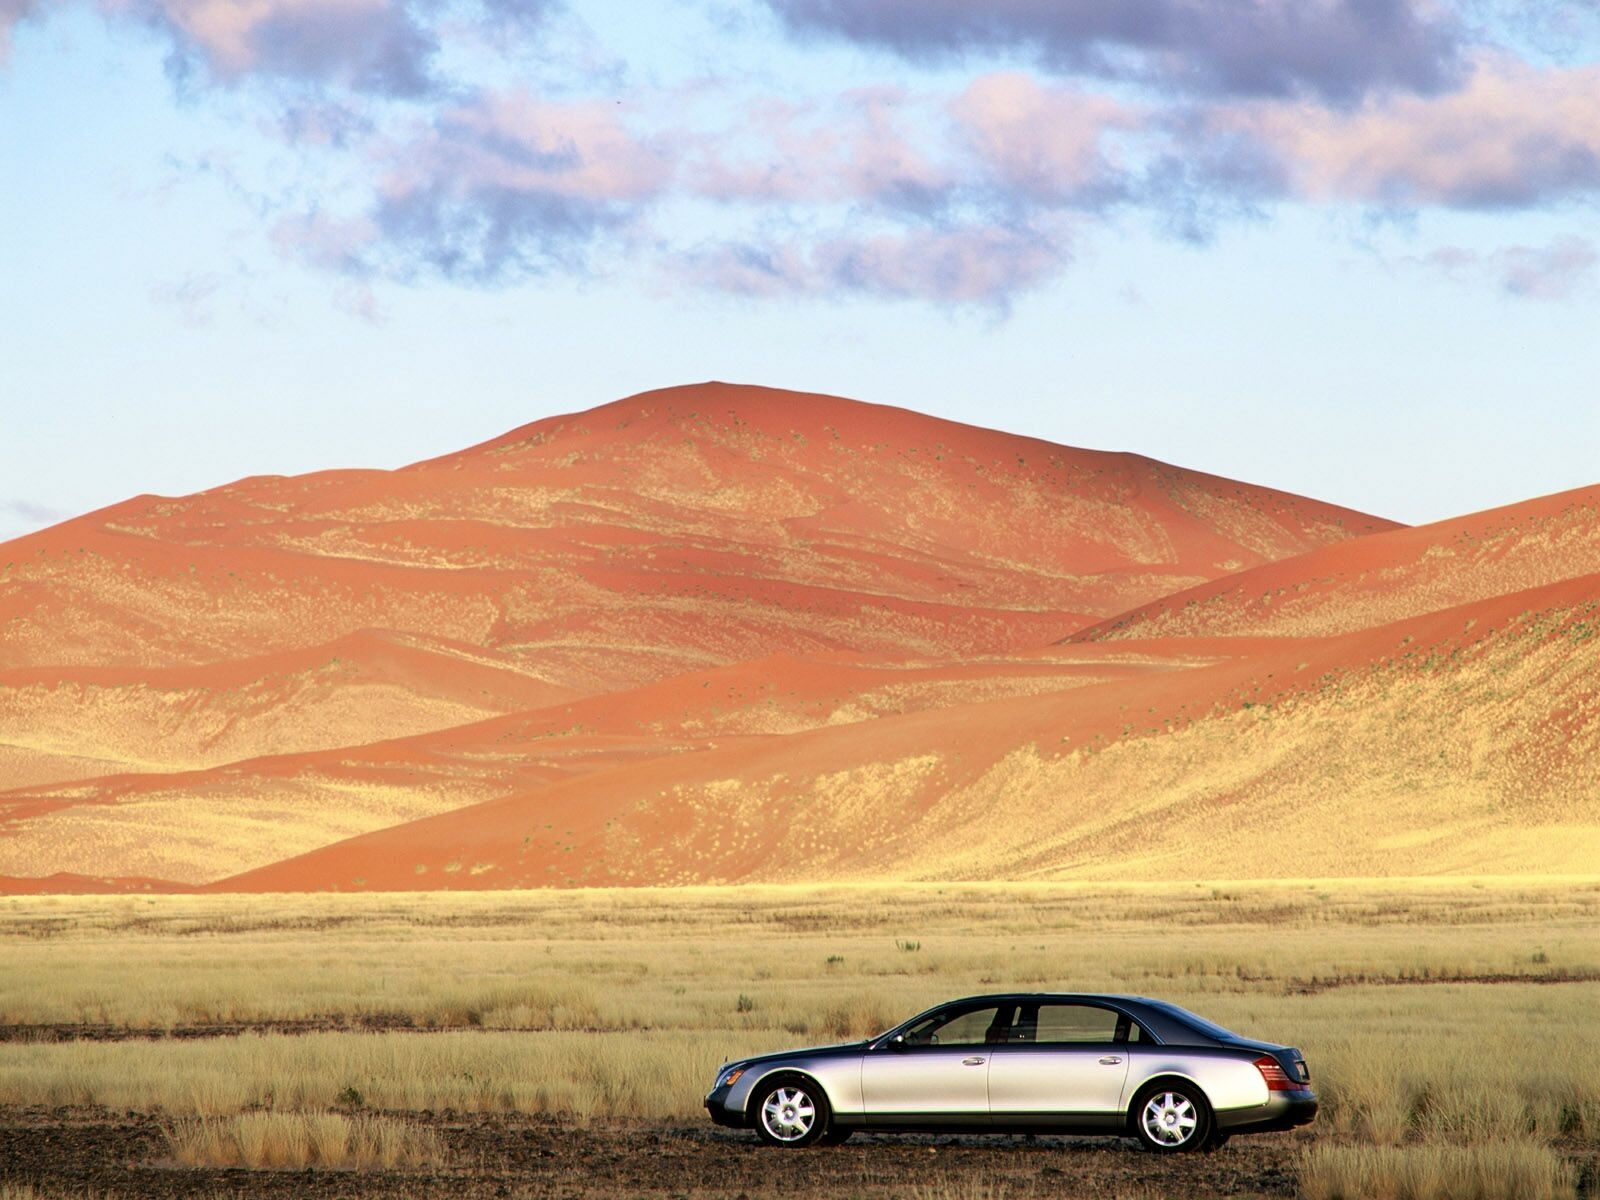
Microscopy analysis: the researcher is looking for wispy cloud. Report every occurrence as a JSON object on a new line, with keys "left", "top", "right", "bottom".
{"left": 6, "top": 0, "right": 562, "bottom": 95}
{"left": 681, "top": 219, "right": 1067, "bottom": 306}
{"left": 1494, "top": 236, "right": 1598, "bottom": 299}
{"left": 763, "top": 0, "right": 1464, "bottom": 102}
{"left": 950, "top": 73, "right": 1139, "bottom": 208}
{"left": 0, "top": 0, "right": 40, "bottom": 62}
{"left": 270, "top": 210, "right": 378, "bottom": 275}
{"left": 142, "top": 0, "right": 439, "bottom": 96}
{"left": 362, "top": 91, "right": 674, "bottom": 282}
{"left": 148, "top": 271, "right": 227, "bottom": 326}
{"left": 1399, "top": 235, "right": 1598, "bottom": 299}
{"left": 1197, "top": 57, "right": 1600, "bottom": 208}
{"left": 688, "top": 88, "right": 952, "bottom": 210}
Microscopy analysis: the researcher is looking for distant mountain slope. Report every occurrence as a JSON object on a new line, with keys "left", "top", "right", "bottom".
{"left": 0, "top": 382, "right": 1399, "bottom": 885}
{"left": 1069, "top": 486, "right": 1600, "bottom": 643}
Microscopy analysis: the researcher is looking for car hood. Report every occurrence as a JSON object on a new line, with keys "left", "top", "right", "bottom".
{"left": 722, "top": 1041, "right": 867, "bottom": 1071}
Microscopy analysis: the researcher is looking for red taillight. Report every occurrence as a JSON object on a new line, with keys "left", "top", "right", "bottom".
{"left": 1253, "top": 1055, "right": 1296, "bottom": 1091}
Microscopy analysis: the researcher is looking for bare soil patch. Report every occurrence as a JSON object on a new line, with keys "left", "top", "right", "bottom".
{"left": 0, "top": 1017, "right": 412, "bottom": 1044}
{"left": 1282, "top": 967, "right": 1600, "bottom": 995}
{"left": 0, "top": 1106, "right": 1310, "bottom": 1199}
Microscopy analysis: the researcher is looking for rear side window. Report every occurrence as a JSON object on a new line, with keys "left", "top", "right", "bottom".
{"left": 1011, "top": 1004, "right": 1123, "bottom": 1044}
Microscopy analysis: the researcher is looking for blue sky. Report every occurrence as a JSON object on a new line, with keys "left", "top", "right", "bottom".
{"left": 2, "top": 0, "right": 1598, "bottom": 542}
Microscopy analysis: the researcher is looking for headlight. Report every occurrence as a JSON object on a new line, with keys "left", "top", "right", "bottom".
{"left": 715, "top": 1066, "right": 745, "bottom": 1089}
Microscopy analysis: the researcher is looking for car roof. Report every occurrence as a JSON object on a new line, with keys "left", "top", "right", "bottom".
{"left": 897, "top": 993, "right": 1239, "bottom": 1047}
{"left": 933, "top": 992, "right": 1159, "bottom": 1005}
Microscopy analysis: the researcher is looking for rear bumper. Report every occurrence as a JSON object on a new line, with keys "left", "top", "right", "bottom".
{"left": 1216, "top": 1091, "right": 1318, "bottom": 1134}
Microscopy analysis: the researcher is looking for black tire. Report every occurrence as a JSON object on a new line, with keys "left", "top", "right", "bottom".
{"left": 1130, "top": 1081, "right": 1213, "bottom": 1153}
{"left": 819, "top": 1127, "right": 854, "bottom": 1145}
{"left": 1201, "top": 1131, "right": 1230, "bottom": 1153}
{"left": 751, "top": 1074, "right": 831, "bottom": 1147}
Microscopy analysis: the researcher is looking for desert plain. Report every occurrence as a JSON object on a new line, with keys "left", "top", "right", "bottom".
{"left": 2, "top": 382, "right": 1598, "bottom": 1197}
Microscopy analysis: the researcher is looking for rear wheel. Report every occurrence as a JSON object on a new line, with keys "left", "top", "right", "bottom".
{"left": 753, "top": 1076, "right": 830, "bottom": 1147}
{"left": 1132, "top": 1082, "right": 1213, "bottom": 1153}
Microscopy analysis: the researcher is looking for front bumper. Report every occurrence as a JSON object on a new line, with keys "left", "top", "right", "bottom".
{"left": 705, "top": 1089, "right": 745, "bottom": 1129}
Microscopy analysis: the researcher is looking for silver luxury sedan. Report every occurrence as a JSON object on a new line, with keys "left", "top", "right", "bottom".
{"left": 705, "top": 993, "right": 1316, "bottom": 1151}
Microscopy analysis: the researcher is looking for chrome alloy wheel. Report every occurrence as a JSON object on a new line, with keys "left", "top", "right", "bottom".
{"left": 760, "top": 1086, "right": 817, "bottom": 1142}
{"left": 1141, "top": 1091, "right": 1199, "bottom": 1146}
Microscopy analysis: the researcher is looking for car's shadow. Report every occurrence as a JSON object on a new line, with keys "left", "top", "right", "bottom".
{"left": 693, "top": 1128, "right": 1149, "bottom": 1153}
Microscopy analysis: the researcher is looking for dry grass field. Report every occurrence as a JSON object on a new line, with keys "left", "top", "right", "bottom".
{"left": 0, "top": 881, "right": 1596, "bottom": 1198}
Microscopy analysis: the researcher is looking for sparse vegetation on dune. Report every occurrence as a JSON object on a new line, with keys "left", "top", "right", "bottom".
{"left": 164, "top": 1111, "right": 445, "bottom": 1169}
{"left": 0, "top": 883, "right": 1596, "bottom": 1198}
{"left": 177, "top": 583, "right": 1600, "bottom": 892}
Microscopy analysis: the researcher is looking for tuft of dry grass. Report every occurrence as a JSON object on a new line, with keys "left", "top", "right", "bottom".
{"left": 1307, "top": 1014, "right": 1600, "bottom": 1146}
{"left": 163, "top": 1110, "right": 445, "bottom": 1169}
{"left": 1298, "top": 1141, "right": 1577, "bottom": 1200}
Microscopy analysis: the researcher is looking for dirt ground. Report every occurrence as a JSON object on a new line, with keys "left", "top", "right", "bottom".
{"left": 0, "top": 1106, "right": 1310, "bottom": 1199}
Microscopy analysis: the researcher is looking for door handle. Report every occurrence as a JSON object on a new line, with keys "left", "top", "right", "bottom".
{"left": 962, "top": 1056, "right": 986, "bottom": 1066}
{"left": 1098, "top": 1056, "right": 1123, "bottom": 1065}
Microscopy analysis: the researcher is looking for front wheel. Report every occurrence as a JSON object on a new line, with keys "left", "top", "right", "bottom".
{"left": 1132, "top": 1083, "right": 1213, "bottom": 1153}
{"left": 753, "top": 1076, "right": 830, "bottom": 1147}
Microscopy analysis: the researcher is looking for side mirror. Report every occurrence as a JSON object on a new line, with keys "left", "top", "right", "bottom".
{"left": 888, "top": 1034, "right": 907, "bottom": 1052}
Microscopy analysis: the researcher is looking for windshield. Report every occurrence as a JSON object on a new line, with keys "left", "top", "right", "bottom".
{"left": 1145, "top": 1000, "right": 1240, "bottom": 1041}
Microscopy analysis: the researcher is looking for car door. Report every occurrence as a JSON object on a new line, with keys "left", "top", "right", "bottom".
{"left": 987, "top": 1002, "right": 1133, "bottom": 1128}
{"left": 860, "top": 1002, "right": 1011, "bottom": 1126}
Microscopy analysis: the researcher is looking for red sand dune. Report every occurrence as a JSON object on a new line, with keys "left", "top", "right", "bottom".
{"left": 9, "top": 381, "right": 1596, "bottom": 891}
{"left": 1, "top": 382, "right": 1395, "bottom": 680}
{"left": 1069, "top": 486, "right": 1600, "bottom": 643}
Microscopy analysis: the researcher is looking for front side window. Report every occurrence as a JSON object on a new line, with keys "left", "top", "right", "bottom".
{"left": 902, "top": 1004, "right": 1012, "bottom": 1047}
